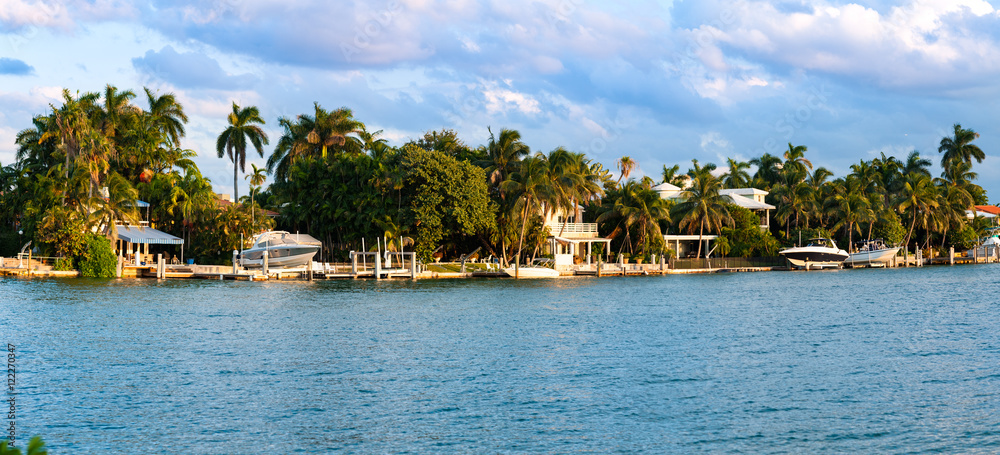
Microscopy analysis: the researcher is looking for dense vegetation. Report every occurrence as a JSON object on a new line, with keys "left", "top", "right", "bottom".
{"left": 0, "top": 84, "right": 991, "bottom": 268}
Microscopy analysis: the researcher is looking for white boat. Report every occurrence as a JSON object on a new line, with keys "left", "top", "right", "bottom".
{"left": 844, "top": 240, "right": 900, "bottom": 268}
{"left": 239, "top": 231, "right": 321, "bottom": 269}
{"left": 779, "top": 238, "right": 849, "bottom": 269}
{"left": 966, "top": 231, "right": 1000, "bottom": 258}
{"left": 503, "top": 258, "right": 560, "bottom": 278}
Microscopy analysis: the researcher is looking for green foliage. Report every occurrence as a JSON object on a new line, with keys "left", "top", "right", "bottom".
{"left": 872, "top": 210, "right": 906, "bottom": 246}
{"left": 401, "top": 146, "right": 495, "bottom": 262}
{"left": 951, "top": 224, "right": 979, "bottom": 250}
{"left": 720, "top": 205, "right": 780, "bottom": 257}
{"left": 35, "top": 206, "right": 88, "bottom": 259}
{"left": 0, "top": 436, "right": 48, "bottom": 455}
{"left": 79, "top": 234, "right": 117, "bottom": 278}
{"left": 0, "top": 230, "right": 22, "bottom": 257}
{"left": 53, "top": 256, "right": 75, "bottom": 271}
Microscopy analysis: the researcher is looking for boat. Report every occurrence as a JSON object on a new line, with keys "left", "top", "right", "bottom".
{"left": 503, "top": 258, "right": 561, "bottom": 278}
{"left": 966, "top": 229, "right": 1000, "bottom": 258}
{"left": 779, "top": 238, "right": 849, "bottom": 269}
{"left": 239, "top": 231, "right": 321, "bottom": 269}
{"left": 844, "top": 240, "right": 900, "bottom": 268}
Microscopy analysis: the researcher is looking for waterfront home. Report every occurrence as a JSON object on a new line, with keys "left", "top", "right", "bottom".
{"left": 112, "top": 200, "right": 184, "bottom": 265}
{"left": 541, "top": 204, "right": 612, "bottom": 268}
{"left": 655, "top": 183, "right": 776, "bottom": 258}
{"left": 968, "top": 205, "right": 1000, "bottom": 226}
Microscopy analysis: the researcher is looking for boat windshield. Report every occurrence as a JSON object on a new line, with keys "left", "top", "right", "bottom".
{"left": 806, "top": 238, "right": 835, "bottom": 248}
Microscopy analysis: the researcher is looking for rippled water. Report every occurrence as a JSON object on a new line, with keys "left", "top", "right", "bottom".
{"left": 3, "top": 266, "right": 1000, "bottom": 453}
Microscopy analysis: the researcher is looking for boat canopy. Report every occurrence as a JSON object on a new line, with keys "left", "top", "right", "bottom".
{"left": 115, "top": 225, "right": 183, "bottom": 245}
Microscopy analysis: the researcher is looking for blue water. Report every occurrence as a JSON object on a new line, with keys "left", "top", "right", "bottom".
{"left": 2, "top": 266, "right": 1000, "bottom": 453}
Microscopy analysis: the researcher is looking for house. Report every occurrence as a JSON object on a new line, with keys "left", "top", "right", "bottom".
{"left": 968, "top": 205, "right": 1000, "bottom": 225}
{"left": 541, "top": 204, "right": 612, "bottom": 268}
{"left": 655, "top": 182, "right": 776, "bottom": 258}
{"left": 112, "top": 200, "right": 184, "bottom": 264}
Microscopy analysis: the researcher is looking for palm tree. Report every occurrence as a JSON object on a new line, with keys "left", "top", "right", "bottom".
{"left": 749, "top": 153, "right": 782, "bottom": 190}
{"left": 479, "top": 127, "right": 530, "bottom": 190}
{"left": 596, "top": 180, "right": 669, "bottom": 257}
{"left": 246, "top": 163, "right": 267, "bottom": 225}
{"left": 781, "top": 143, "right": 813, "bottom": 184}
{"left": 938, "top": 124, "right": 984, "bottom": 177}
{"left": 721, "top": 157, "right": 751, "bottom": 188}
{"left": 216, "top": 102, "right": 268, "bottom": 202}
{"left": 616, "top": 156, "right": 636, "bottom": 185}
{"left": 895, "top": 172, "right": 939, "bottom": 250}
{"left": 306, "top": 103, "right": 365, "bottom": 158}
{"left": 144, "top": 87, "right": 188, "bottom": 147}
{"left": 501, "top": 155, "right": 550, "bottom": 276}
{"left": 826, "top": 178, "right": 874, "bottom": 249}
{"left": 671, "top": 160, "right": 732, "bottom": 258}
{"left": 661, "top": 164, "right": 689, "bottom": 187}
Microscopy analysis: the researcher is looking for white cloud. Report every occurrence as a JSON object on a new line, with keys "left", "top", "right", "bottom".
{"left": 481, "top": 81, "right": 540, "bottom": 115}
{"left": 695, "top": 0, "right": 1000, "bottom": 89}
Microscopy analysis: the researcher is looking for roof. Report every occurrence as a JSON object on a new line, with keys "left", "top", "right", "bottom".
{"left": 974, "top": 205, "right": 1000, "bottom": 215}
{"left": 720, "top": 188, "right": 769, "bottom": 196}
{"left": 115, "top": 225, "right": 184, "bottom": 245}
{"left": 725, "top": 193, "right": 776, "bottom": 210}
{"left": 652, "top": 182, "right": 682, "bottom": 192}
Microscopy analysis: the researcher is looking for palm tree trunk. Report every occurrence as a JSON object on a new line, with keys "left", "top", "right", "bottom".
{"left": 233, "top": 161, "right": 239, "bottom": 202}
{"left": 697, "top": 219, "right": 704, "bottom": 258}
{"left": 905, "top": 211, "right": 918, "bottom": 252}
{"left": 516, "top": 196, "right": 532, "bottom": 272}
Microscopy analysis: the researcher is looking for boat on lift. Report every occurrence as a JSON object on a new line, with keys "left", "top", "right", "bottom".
{"left": 779, "top": 238, "right": 849, "bottom": 269}
{"left": 844, "top": 239, "right": 900, "bottom": 268}
{"left": 239, "top": 231, "right": 321, "bottom": 269}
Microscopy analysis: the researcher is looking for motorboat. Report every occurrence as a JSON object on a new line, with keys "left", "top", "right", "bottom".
{"left": 844, "top": 239, "right": 900, "bottom": 268}
{"left": 503, "top": 258, "right": 560, "bottom": 278}
{"left": 966, "top": 230, "right": 1000, "bottom": 259}
{"left": 779, "top": 238, "right": 849, "bottom": 269}
{"left": 239, "top": 231, "right": 321, "bottom": 269}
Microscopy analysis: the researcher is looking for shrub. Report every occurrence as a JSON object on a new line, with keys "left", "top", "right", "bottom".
{"left": 53, "top": 256, "right": 75, "bottom": 271}
{"left": 79, "top": 234, "right": 117, "bottom": 278}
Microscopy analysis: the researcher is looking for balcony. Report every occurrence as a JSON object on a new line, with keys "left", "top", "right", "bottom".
{"left": 546, "top": 222, "right": 599, "bottom": 238}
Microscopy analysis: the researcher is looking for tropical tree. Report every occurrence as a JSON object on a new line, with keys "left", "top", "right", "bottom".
{"left": 501, "top": 155, "right": 550, "bottom": 273}
{"left": 596, "top": 179, "right": 669, "bottom": 257}
{"left": 216, "top": 102, "right": 268, "bottom": 202}
{"left": 479, "top": 127, "right": 530, "bottom": 191}
{"left": 616, "top": 156, "right": 636, "bottom": 185}
{"left": 661, "top": 164, "right": 689, "bottom": 187}
{"left": 938, "top": 124, "right": 984, "bottom": 177}
{"left": 895, "top": 172, "right": 940, "bottom": 250}
{"left": 721, "top": 157, "right": 751, "bottom": 188}
{"left": 671, "top": 160, "right": 732, "bottom": 258}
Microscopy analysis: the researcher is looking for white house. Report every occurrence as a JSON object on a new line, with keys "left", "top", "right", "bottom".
{"left": 655, "top": 182, "right": 776, "bottom": 258}
{"left": 541, "top": 204, "right": 612, "bottom": 268}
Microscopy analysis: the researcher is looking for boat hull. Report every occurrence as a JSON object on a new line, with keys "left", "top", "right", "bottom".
{"left": 844, "top": 247, "right": 900, "bottom": 267}
{"left": 240, "top": 245, "right": 319, "bottom": 269}
{"left": 779, "top": 248, "right": 848, "bottom": 269}
{"left": 503, "top": 266, "right": 560, "bottom": 278}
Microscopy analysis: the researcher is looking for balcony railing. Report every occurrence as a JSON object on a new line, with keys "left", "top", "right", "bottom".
{"left": 546, "top": 222, "right": 598, "bottom": 237}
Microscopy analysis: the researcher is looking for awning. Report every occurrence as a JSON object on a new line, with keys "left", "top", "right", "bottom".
{"left": 115, "top": 225, "right": 183, "bottom": 245}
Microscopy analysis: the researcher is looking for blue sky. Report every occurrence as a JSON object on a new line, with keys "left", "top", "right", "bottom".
{"left": 1, "top": 0, "right": 999, "bottom": 199}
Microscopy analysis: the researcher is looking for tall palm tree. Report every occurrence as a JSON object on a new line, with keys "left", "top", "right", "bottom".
{"left": 597, "top": 180, "right": 669, "bottom": 257}
{"left": 895, "top": 172, "right": 939, "bottom": 250}
{"left": 721, "top": 157, "right": 751, "bottom": 188}
{"left": 306, "top": 103, "right": 365, "bottom": 158}
{"left": 938, "top": 124, "right": 984, "bottom": 177}
{"left": 781, "top": 143, "right": 813, "bottom": 184}
{"left": 246, "top": 163, "right": 267, "bottom": 225}
{"left": 616, "top": 156, "right": 636, "bottom": 185}
{"left": 216, "top": 102, "right": 268, "bottom": 202}
{"left": 501, "top": 155, "right": 550, "bottom": 276}
{"left": 749, "top": 152, "right": 783, "bottom": 190}
{"left": 479, "top": 127, "right": 530, "bottom": 191}
{"left": 144, "top": 87, "right": 188, "bottom": 147}
{"left": 671, "top": 160, "right": 732, "bottom": 258}
{"left": 826, "top": 178, "right": 874, "bottom": 249}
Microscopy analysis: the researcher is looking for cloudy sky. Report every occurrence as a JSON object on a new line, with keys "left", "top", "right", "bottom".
{"left": 1, "top": 0, "right": 999, "bottom": 199}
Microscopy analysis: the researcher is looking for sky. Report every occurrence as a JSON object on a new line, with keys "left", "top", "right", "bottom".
{"left": 1, "top": 0, "right": 999, "bottom": 200}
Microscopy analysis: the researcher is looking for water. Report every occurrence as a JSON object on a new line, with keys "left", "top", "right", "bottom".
{"left": 2, "top": 266, "right": 1000, "bottom": 453}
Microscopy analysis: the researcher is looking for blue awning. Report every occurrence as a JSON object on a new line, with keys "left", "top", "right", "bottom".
{"left": 115, "top": 225, "right": 183, "bottom": 245}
